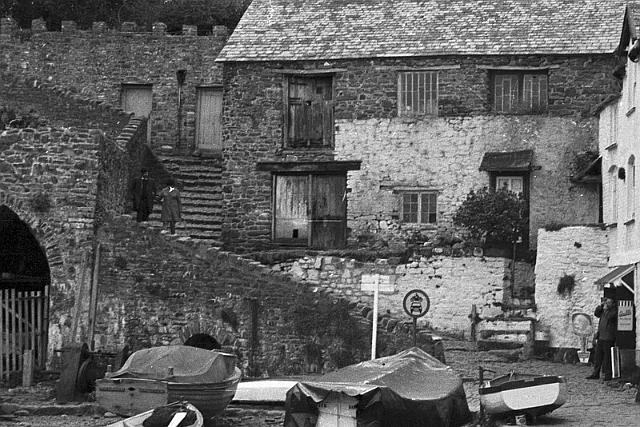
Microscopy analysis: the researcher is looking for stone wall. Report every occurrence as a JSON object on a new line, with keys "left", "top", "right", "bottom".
{"left": 276, "top": 253, "right": 535, "bottom": 338}
{"left": 535, "top": 226, "right": 609, "bottom": 348}
{"left": 94, "top": 215, "right": 443, "bottom": 376}
{"left": 0, "top": 20, "right": 228, "bottom": 150}
{"left": 221, "top": 54, "right": 617, "bottom": 251}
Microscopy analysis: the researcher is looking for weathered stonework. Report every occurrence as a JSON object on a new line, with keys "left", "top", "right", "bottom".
{"left": 221, "top": 55, "right": 618, "bottom": 251}
{"left": 0, "top": 23, "right": 228, "bottom": 150}
{"left": 277, "top": 253, "right": 534, "bottom": 338}
{"left": 535, "top": 226, "right": 609, "bottom": 348}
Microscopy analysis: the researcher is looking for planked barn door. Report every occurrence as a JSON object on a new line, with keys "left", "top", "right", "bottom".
{"left": 310, "top": 174, "right": 346, "bottom": 249}
{"left": 287, "top": 76, "right": 333, "bottom": 148}
{"left": 121, "top": 84, "right": 153, "bottom": 143}
{"left": 274, "top": 175, "right": 309, "bottom": 244}
{"left": 195, "top": 86, "right": 223, "bottom": 152}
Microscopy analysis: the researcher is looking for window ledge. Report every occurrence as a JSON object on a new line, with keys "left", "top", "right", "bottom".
{"left": 624, "top": 218, "right": 635, "bottom": 226}
{"left": 605, "top": 222, "right": 618, "bottom": 229}
{"left": 627, "top": 106, "right": 636, "bottom": 117}
{"left": 605, "top": 143, "right": 618, "bottom": 151}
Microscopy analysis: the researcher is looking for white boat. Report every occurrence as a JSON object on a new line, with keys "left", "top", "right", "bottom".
{"left": 106, "top": 401, "right": 203, "bottom": 427}
{"left": 479, "top": 369, "right": 567, "bottom": 417}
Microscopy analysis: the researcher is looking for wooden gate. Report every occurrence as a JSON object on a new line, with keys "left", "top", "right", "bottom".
{"left": 0, "top": 287, "right": 49, "bottom": 381}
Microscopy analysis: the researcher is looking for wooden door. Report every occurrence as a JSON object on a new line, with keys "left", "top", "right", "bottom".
{"left": 195, "top": 87, "right": 223, "bottom": 151}
{"left": 287, "top": 76, "right": 333, "bottom": 148}
{"left": 121, "top": 84, "right": 153, "bottom": 143}
{"left": 274, "top": 175, "right": 309, "bottom": 244}
{"left": 310, "top": 174, "right": 346, "bottom": 249}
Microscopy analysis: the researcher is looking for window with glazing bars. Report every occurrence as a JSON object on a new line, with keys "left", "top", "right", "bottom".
{"left": 493, "top": 72, "right": 548, "bottom": 113}
{"left": 401, "top": 193, "right": 437, "bottom": 224}
{"left": 398, "top": 72, "right": 438, "bottom": 116}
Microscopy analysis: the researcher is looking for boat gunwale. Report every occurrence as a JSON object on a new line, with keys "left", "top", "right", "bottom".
{"left": 478, "top": 375, "right": 566, "bottom": 395}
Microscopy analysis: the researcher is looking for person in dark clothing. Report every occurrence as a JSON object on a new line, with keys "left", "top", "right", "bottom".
{"left": 586, "top": 297, "right": 618, "bottom": 380}
{"left": 132, "top": 168, "right": 156, "bottom": 222}
{"left": 159, "top": 178, "right": 181, "bottom": 234}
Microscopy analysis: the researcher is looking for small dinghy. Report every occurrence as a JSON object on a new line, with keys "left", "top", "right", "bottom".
{"left": 478, "top": 367, "right": 567, "bottom": 418}
{"left": 105, "top": 401, "right": 203, "bottom": 427}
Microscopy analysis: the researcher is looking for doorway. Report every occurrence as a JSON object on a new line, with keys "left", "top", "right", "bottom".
{"left": 121, "top": 84, "right": 153, "bottom": 144}
{"left": 0, "top": 206, "right": 50, "bottom": 381}
{"left": 195, "top": 86, "right": 223, "bottom": 152}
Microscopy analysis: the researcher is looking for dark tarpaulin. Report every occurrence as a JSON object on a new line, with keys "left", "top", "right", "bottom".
{"left": 284, "top": 347, "right": 472, "bottom": 427}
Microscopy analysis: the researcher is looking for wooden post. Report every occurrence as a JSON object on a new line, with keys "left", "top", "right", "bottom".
{"left": 0, "top": 289, "right": 4, "bottom": 381}
{"left": 22, "top": 349, "right": 34, "bottom": 387}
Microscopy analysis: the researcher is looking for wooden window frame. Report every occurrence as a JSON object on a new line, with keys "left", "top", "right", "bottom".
{"left": 610, "top": 166, "right": 619, "bottom": 223}
{"left": 491, "top": 70, "right": 548, "bottom": 114}
{"left": 283, "top": 74, "right": 335, "bottom": 149}
{"left": 397, "top": 71, "right": 438, "bottom": 117}
{"left": 627, "top": 157, "right": 636, "bottom": 220}
{"left": 400, "top": 191, "right": 438, "bottom": 225}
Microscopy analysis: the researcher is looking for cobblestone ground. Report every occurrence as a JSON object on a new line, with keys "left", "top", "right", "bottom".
{"left": 2, "top": 341, "right": 640, "bottom": 426}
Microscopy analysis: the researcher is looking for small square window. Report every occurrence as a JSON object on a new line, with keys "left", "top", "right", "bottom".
{"left": 401, "top": 192, "right": 438, "bottom": 224}
{"left": 398, "top": 71, "right": 438, "bottom": 116}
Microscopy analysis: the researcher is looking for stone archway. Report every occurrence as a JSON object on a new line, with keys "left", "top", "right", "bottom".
{"left": 0, "top": 203, "right": 53, "bottom": 380}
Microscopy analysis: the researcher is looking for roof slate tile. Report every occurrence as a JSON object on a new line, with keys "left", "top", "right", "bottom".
{"left": 218, "top": 0, "right": 628, "bottom": 62}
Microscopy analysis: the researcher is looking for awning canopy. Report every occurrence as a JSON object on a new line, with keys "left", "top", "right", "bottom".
{"left": 595, "top": 264, "right": 635, "bottom": 285}
{"left": 479, "top": 150, "right": 534, "bottom": 172}
{"left": 571, "top": 156, "right": 601, "bottom": 184}
{"left": 256, "top": 160, "right": 361, "bottom": 173}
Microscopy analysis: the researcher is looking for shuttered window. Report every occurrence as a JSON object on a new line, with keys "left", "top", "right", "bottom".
{"left": 493, "top": 72, "right": 548, "bottom": 114}
{"left": 285, "top": 76, "right": 334, "bottom": 148}
{"left": 401, "top": 192, "right": 437, "bottom": 224}
{"left": 398, "top": 71, "right": 438, "bottom": 116}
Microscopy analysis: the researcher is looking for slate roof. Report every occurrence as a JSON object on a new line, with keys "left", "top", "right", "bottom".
{"left": 479, "top": 150, "right": 534, "bottom": 172}
{"left": 218, "top": 0, "right": 627, "bottom": 62}
{"left": 626, "top": 3, "right": 640, "bottom": 39}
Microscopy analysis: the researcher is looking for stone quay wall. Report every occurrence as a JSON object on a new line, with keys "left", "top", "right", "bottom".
{"left": 274, "top": 253, "right": 535, "bottom": 339}
{"left": 0, "top": 17, "right": 228, "bottom": 150}
{"left": 221, "top": 54, "right": 617, "bottom": 251}
{"left": 535, "top": 226, "right": 609, "bottom": 349}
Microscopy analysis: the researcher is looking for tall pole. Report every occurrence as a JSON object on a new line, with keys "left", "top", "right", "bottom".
{"left": 371, "top": 285, "right": 379, "bottom": 360}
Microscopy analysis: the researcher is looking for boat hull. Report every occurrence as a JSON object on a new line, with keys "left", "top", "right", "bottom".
{"left": 105, "top": 402, "right": 203, "bottom": 427}
{"left": 479, "top": 375, "right": 567, "bottom": 416}
{"left": 97, "top": 368, "right": 241, "bottom": 419}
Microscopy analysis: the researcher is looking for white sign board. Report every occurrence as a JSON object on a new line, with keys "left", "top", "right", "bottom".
{"left": 618, "top": 300, "right": 634, "bottom": 332}
{"left": 360, "top": 274, "right": 395, "bottom": 293}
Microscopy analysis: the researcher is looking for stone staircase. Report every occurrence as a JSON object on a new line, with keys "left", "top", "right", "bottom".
{"left": 148, "top": 154, "right": 224, "bottom": 243}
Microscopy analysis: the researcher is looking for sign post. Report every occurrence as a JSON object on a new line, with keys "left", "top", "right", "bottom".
{"left": 403, "top": 289, "right": 430, "bottom": 346}
{"left": 361, "top": 274, "right": 395, "bottom": 360}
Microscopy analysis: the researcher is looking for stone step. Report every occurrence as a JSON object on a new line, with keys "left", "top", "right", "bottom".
{"left": 477, "top": 340, "right": 525, "bottom": 351}
{"left": 148, "top": 216, "right": 223, "bottom": 227}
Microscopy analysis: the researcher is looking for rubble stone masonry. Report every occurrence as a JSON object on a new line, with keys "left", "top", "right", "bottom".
{"left": 222, "top": 55, "right": 618, "bottom": 250}
{"left": 0, "top": 19, "right": 228, "bottom": 149}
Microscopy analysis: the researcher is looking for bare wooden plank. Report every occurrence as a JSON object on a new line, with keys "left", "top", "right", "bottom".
{"left": 10, "top": 288, "right": 16, "bottom": 374}
{"left": 0, "top": 289, "right": 5, "bottom": 381}
{"left": 22, "top": 349, "right": 34, "bottom": 387}
{"left": 36, "top": 290, "right": 43, "bottom": 368}
{"left": 17, "top": 291, "right": 23, "bottom": 374}
{"left": 42, "top": 286, "right": 50, "bottom": 368}
{"left": 30, "top": 291, "right": 36, "bottom": 354}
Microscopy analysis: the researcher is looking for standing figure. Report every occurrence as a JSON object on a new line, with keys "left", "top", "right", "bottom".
{"left": 586, "top": 297, "right": 618, "bottom": 380}
{"left": 160, "top": 179, "right": 181, "bottom": 234}
{"left": 132, "top": 168, "right": 156, "bottom": 222}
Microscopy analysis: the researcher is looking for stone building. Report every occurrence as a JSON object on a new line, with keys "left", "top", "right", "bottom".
{"left": 597, "top": 2, "right": 640, "bottom": 369}
{"left": 216, "top": 0, "right": 625, "bottom": 253}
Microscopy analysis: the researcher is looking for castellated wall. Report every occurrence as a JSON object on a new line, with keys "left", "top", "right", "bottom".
{"left": 0, "top": 17, "right": 228, "bottom": 150}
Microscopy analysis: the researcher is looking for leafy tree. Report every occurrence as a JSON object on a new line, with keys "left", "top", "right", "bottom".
{"left": 453, "top": 186, "right": 528, "bottom": 246}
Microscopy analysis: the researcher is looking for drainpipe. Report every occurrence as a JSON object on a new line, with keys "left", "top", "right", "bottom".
{"left": 176, "top": 69, "right": 187, "bottom": 149}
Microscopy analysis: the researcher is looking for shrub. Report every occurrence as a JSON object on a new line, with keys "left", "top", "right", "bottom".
{"left": 453, "top": 187, "right": 527, "bottom": 245}
{"left": 557, "top": 273, "right": 576, "bottom": 295}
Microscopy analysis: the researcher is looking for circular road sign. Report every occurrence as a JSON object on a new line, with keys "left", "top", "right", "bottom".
{"left": 403, "top": 289, "right": 430, "bottom": 318}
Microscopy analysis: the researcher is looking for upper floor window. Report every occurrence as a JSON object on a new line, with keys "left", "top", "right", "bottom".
{"left": 492, "top": 71, "right": 548, "bottom": 114}
{"left": 627, "top": 156, "right": 636, "bottom": 220}
{"left": 401, "top": 192, "right": 438, "bottom": 224}
{"left": 608, "top": 104, "right": 618, "bottom": 147}
{"left": 398, "top": 71, "right": 438, "bottom": 116}
{"left": 284, "top": 75, "right": 334, "bottom": 148}
{"left": 610, "top": 166, "right": 618, "bottom": 222}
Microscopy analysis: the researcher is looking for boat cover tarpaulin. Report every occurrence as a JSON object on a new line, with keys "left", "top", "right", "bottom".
{"left": 110, "top": 345, "right": 236, "bottom": 383}
{"left": 284, "top": 347, "right": 471, "bottom": 427}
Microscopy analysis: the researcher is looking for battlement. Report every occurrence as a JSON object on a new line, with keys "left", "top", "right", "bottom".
{"left": 0, "top": 17, "right": 228, "bottom": 39}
